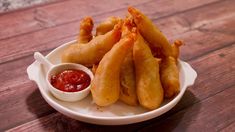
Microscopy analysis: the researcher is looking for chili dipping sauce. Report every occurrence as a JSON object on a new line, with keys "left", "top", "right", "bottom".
{"left": 50, "top": 69, "right": 91, "bottom": 92}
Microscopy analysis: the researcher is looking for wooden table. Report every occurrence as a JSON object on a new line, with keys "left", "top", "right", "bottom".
{"left": 1, "top": 0, "right": 234, "bottom": 131}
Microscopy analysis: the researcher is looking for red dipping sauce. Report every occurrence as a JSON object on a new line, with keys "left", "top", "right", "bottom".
{"left": 50, "top": 69, "right": 91, "bottom": 92}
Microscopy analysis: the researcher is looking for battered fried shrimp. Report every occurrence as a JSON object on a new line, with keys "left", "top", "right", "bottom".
{"left": 119, "top": 51, "right": 138, "bottom": 106}
{"left": 121, "top": 16, "right": 136, "bottom": 37}
{"left": 128, "top": 6, "right": 172, "bottom": 58}
{"left": 133, "top": 32, "right": 163, "bottom": 110}
{"left": 96, "top": 16, "right": 122, "bottom": 36}
{"left": 171, "top": 40, "right": 183, "bottom": 61}
{"left": 119, "top": 19, "right": 138, "bottom": 106}
{"left": 91, "top": 33, "right": 136, "bottom": 106}
{"left": 61, "top": 22, "right": 122, "bottom": 66}
{"left": 160, "top": 56, "right": 180, "bottom": 98}
{"left": 78, "top": 17, "right": 94, "bottom": 43}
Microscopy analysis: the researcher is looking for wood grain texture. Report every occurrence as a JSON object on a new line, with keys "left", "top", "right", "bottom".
{"left": 7, "top": 113, "right": 143, "bottom": 132}
{"left": 188, "top": 44, "right": 235, "bottom": 99}
{"left": 0, "top": 0, "right": 226, "bottom": 64}
{"left": 155, "top": 0, "right": 235, "bottom": 39}
{"left": 0, "top": 0, "right": 151, "bottom": 40}
{"left": 10, "top": 85, "right": 235, "bottom": 132}
{"left": 154, "top": 0, "right": 235, "bottom": 61}
{"left": 3, "top": 43, "right": 235, "bottom": 131}
{"left": 0, "top": 51, "right": 56, "bottom": 131}
{"left": 0, "top": 0, "right": 220, "bottom": 40}
{"left": 139, "top": 86, "right": 235, "bottom": 131}
{"left": 1, "top": 0, "right": 234, "bottom": 131}
{"left": 221, "top": 122, "right": 235, "bottom": 132}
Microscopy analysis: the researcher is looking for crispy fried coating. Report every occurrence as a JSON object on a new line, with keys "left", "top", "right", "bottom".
{"left": 160, "top": 56, "right": 180, "bottom": 98}
{"left": 61, "top": 22, "right": 122, "bottom": 67}
{"left": 121, "top": 16, "right": 136, "bottom": 37}
{"left": 91, "top": 64, "right": 98, "bottom": 74}
{"left": 78, "top": 17, "right": 94, "bottom": 43}
{"left": 119, "top": 51, "right": 138, "bottom": 106}
{"left": 171, "top": 40, "right": 183, "bottom": 61}
{"left": 133, "top": 32, "right": 163, "bottom": 110}
{"left": 128, "top": 7, "right": 172, "bottom": 58}
{"left": 91, "top": 33, "right": 136, "bottom": 106}
{"left": 61, "top": 7, "right": 183, "bottom": 108}
{"left": 96, "top": 16, "right": 122, "bottom": 36}
{"left": 119, "top": 19, "right": 138, "bottom": 106}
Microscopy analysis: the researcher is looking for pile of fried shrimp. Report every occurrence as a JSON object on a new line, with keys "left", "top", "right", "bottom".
{"left": 61, "top": 7, "right": 183, "bottom": 110}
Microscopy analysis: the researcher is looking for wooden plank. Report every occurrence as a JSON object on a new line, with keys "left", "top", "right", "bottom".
{"left": 154, "top": 0, "right": 235, "bottom": 60}
{"left": 7, "top": 58, "right": 235, "bottom": 131}
{"left": 176, "top": 17, "right": 235, "bottom": 61}
{"left": 220, "top": 122, "right": 235, "bottom": 132}
{"left": 0, "top": 50, "right": 54, "bottom": 131}
{"left": 155, "top": 0, "right": 235, "bottom": 40}
{"left": 186, "top": 44, "right": 235, "bottom": 99}
{"left": 6, "top": 113, "right": 142, "bottom": 132}
{"left": 7, "top": 87, "right": 235, "bottom": 131}
{"left": 1, "top": 43, "right": 234, "bottom": 130}
{"left": 92, "top": 0, "right": 221, "bottom": 22}
{"left": 139, "top": 86, "right": 235, "bottom": 131}
{"left": 1, "top": 0, "right": 235, "bottom": 130}
{"left": 0, "top": 0, "right": 220, "bottom": 40}
{"left": 0, "top": 0, "right": 234, "bottom": 64}
{"left": 6, "top": 113, "right": 59, "bottom": 132}
{"left": 8, "top": 86, "right": 235, "bottom": 132}
{"left": 0, "top": 83, "right": 55, "bottom": 131}
{"left": 0, "top": 0, "right": 151, "bottom": 40}
{"left": 1, "top": 0, "right": 234, "bottom": 104}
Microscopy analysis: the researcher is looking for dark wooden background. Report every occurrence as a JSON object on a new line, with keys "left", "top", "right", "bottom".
{"left": 0, "top": 0, "right": 234, "bottom": 131}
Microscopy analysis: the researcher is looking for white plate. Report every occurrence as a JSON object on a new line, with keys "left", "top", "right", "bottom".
{"left": 27, "top": 40, "right": 197, "bottom": 125}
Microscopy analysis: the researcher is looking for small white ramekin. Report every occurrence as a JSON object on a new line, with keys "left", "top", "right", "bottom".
{"left": 34, "top": 52, "right": 94, "bottom": 102}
